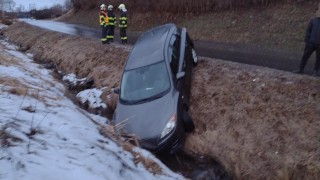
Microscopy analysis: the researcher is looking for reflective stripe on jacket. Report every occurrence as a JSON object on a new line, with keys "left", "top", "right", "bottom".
{"left": 107, "top": 11, "right": 116, "bottom": 26}
{"left": 99, "top": 11, "right": 108, "bottom": 27}
{"left": 119, "top": 11, "right": 127, "bottom": 28}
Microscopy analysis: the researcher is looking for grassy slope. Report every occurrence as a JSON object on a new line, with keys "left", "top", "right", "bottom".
{"left": 5, "top": 21, "right": 320, "bottom": 179}
{"left": 60, "top": 1, "right": 317, "bottom": 52}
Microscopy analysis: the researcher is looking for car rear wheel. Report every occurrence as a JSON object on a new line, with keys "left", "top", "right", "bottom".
{"left": 183, "top": 110, "right": 195, "bottom": 132}
{"left": 192, "top": 48, "right": 198, "bottom": 66}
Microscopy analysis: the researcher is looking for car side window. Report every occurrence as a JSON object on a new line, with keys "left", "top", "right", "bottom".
{"left": 169, "top": 35, "right": 180, "bottom": 75}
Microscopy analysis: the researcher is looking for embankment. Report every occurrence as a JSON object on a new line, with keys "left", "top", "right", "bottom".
{"left": 3, "top": 22, "right": 320, "bottom": 179}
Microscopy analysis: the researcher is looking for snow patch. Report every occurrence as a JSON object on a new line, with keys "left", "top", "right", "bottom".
{"left": 76, "top": 88, "right": 107, "bottom": 109}
{"left": 62, "top": 73, "right": 87, "bottom": 85}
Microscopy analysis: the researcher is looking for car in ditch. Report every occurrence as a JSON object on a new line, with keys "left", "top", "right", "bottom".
{"left": 112, "top": 23, "right": 198, "bottom": 154}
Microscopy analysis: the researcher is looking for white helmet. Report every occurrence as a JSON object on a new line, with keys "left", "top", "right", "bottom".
{"left": 108, "top": 5, "right": 113, "bottom": 11}
{"left": 100, "top": 4, "right": 106, "bottom": 10}
{"left": 118, "top": 4, "right": 125, "bottom": 10}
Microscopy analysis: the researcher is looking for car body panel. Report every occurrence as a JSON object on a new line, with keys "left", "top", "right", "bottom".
{"left": 115, "top": 91, "right": 178, "bottom": 140}
{"left": 125, "top": 24, "right": 176, "bottom": 70}
{"left": 114, "top": 23, "right": 195, "bottom": 154}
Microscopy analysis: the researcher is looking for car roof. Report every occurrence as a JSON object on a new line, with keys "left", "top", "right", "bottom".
{"left": 124, "top": 23, "right": 177, "bottom": 70}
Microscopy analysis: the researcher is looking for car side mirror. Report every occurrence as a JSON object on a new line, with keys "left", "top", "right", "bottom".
{"left": 112, "top": 88, "right": 120, "bottom": 94}
{"left": 176, "top": 72, "right": 185, "bottom": 80}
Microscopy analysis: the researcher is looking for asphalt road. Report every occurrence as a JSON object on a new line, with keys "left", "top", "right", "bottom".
{"left": 22, "top": 19, "right": 317, "bottom": 74}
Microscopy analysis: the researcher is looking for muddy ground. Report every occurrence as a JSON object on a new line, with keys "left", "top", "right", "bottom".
{"left": 3, "top": 22, "right": 320, "bottom": 179}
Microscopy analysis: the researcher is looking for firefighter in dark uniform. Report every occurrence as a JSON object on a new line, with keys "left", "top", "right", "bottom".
{"left": 118, "top": 4, "right": 127, "bottom": 45}
{"left": 99, "top": 4, "right": 108, "bottom": 44}
{"left": 107, "top": 5, "right": 116, "bottom": 43}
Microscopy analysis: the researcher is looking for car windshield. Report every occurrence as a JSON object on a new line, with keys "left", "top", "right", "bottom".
{"left": 120, "top": 61, "right": 171, "bottom": 104}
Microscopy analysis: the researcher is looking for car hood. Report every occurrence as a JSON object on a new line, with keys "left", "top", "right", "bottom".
{"left": 114, "top": 92, "right": 177, "bottom": 140}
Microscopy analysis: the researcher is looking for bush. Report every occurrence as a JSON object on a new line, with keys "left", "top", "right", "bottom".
{"left": 1, "top": 18, "right": 13, "bottom": 25}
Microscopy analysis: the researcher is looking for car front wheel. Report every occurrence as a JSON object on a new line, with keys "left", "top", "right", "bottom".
{"left": 183, "top": 110, "right": 195, "bottom": 132}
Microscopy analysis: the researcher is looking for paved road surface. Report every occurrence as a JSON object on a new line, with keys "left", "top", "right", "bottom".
{"left": 22, "top": 19, "right": 317, "bottom": 74}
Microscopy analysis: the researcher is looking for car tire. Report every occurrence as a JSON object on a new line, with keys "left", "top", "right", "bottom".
{"left": 183, "top": 110, "right": 195, "bottom": 133}
{"left": 192, "top": 48, "right": 198, "bottom": 67}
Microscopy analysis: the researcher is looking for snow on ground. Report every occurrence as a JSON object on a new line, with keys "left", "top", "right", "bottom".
{"left": 62, "top": 73, "right": 87, "bottom": 86}
{"left": 61, "top": 73, "right": 107, "bottom": 109}
{"left": 76, "top": 88, "right": 107, "bottom": 109}
{"left": 0, "top": 38, "right": 183, "bottom": 180}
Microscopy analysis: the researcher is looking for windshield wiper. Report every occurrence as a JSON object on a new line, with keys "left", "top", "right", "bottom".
{"left": 134, "top": 92, "right": 165, "bottom": 104}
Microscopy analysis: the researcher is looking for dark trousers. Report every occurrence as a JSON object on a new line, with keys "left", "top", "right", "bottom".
{"left": 101, "top": 25, "right": 107, "bottom": 44}
{"left": 107, "top": 25, "right": 115, "bottom": 42}
{"left": 120, "top": 27, "right": 127, "bottom": 44}
{"left": 300, "top": 43, "right": 320, "bottom": 72}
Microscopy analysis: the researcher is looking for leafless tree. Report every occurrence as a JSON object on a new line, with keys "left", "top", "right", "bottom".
{"left": 0, "top": 0, "right": 15, "bottom": 17}
{"left": 64, "top": 0, "right": 72, "bottom": 10}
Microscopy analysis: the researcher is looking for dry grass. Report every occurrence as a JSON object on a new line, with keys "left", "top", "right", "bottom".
{"left": 0, "top": 125, "right": 23, "bottom": 147}
{"left": 185, "top": 58, "right": 320, "bottom": 179}
{"left": 179, "top": 2, "right": 312, "bottom": 51}
{"left": 0, "top": 77, "right": 29, "bottom": 96}
{"left": 60, "top": 1, "right": 318, "bottom": 52}
{"left": 98, "top": 123, "right": 164, "bottom": 175}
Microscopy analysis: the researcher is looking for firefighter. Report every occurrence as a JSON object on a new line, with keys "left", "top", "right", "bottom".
{"left": 118, "top": 4, "right": 127, "bottom": 45}
{"left": 107, "top": 5, "right": 116, "bottom": 43}
{"left": 99, "top": 4, "right": 108, "bottom": 44}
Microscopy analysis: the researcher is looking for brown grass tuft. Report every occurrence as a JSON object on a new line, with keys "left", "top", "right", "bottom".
{"left": 98, "top": 124, "right": 164, "bottom": 175}
{"left": 0, "top": 128, "right": 23, "bottom": 147}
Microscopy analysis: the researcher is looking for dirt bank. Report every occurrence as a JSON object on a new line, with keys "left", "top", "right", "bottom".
{"left": 187, "top": 59, "right": 320, "bottom": 179}
{"left": 3, "top": 22, "right": 320, "bottom": 179}
{"left": 59, "top": 1, "right": 318, "bottom": 51}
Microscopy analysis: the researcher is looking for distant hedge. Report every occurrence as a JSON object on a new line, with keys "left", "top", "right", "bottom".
{"left": 70, "top": 0, "right": 309, "bottom": 13}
